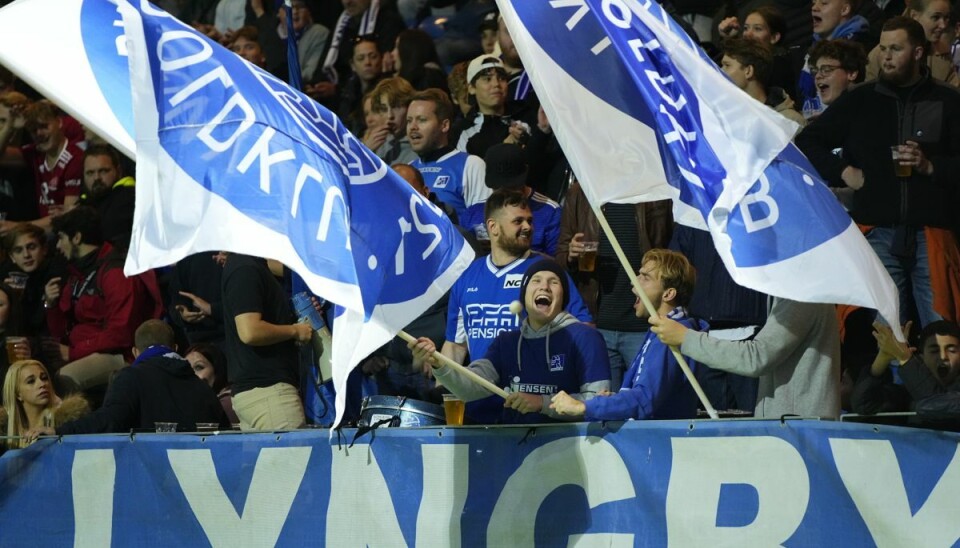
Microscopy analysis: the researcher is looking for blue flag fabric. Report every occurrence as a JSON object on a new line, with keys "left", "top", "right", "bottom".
{"left": 0, "top": 0, "right": 474, "bottom": 427}
{"left": 497, "top": 0, "right": 900, "bottom": 332}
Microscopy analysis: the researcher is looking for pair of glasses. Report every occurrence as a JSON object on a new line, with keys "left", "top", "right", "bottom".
{"left": 810, "top": 64, "right": 844, "bottom": 76}
{"left": 353, "top": 33, "right": 379, "bottom": 43}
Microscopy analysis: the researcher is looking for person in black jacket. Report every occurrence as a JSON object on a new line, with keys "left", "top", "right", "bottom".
{"left": 796, "top": 16, "right": 960, "bottom": 328}
{"left": 24, "top": 320, "right": 226, "bottom": 439}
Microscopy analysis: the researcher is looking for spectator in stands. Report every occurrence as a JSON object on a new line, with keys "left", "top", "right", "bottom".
{"left": 334, "top": 35, "right": 384, "bottom": 132}
{"left": 797, "top": 0, "right": 875, "bottom": 119}
{"left": 1, "top": 283, "right": 30, "bottom": 381}
{"left": 796, "top": 16, "right": 960, "bottom": 328}
{"left": 411, "top": 258, "right": 609, "bottom": 424}
{"left": 808, "top": 39, "right": 867, "bottom": 107}
{"left": 317, "top": 0, "right": 406, "bottom": 100}
{"left": 78, "top": 144, "right": 135, "bottom": 251}
{"left": 360, "top": 91, "right": 391, "bottom": 152}
{"left": 438, "top": 190, "right": 592, "bottom": 423}
{"left": 497, "top": 14, "right": 537, "bottom": 113}
{"left": 454, "top": 55, "right": 528, "bottom": 158}
{"left": 865, "top": 0, "right": 957, "bottom": 85}
{"left": 868, "top": 320, "right": 960, "bottom": 407}
{"left": 551, "top": 249, "right": 706, "bottom": 420}
{"left": 407, "top": 88, "right": 489, "bottom": 224}
{"left": 480, "top": 11, "right": 499, "bottom": 54}
{"left": 25, "top": 320, "right": 226, "bottom": 438}
{"left": 393, "top": 29, "right": 449, "bottom": 93}
{"left": 461, "top": 144, "right": 561, "bottom": 255}
{"left": 670, "top": 225, "right": 766, "bottom": 412}
{"left": 3, "top": 223, "right": 65, "bottom": 339}
{"left": 0, "top": 100, "right": 84, "bottom": 231}
{"left": 185, "top": 342, "right": 237, "bottom": 425}
{"left": 245, "top": 0, "right": 290, "bottom": 81}
{"left": 229, "top": 26, "right": 268, "bottom": 68}
{"left": 721, "top": 38, "right": 806, "bottom": 131}
{"left": 717, "top": 6, "right": 797, "bottom": 96}
{"left": 220, "top": 253, "right": 311, "bottom": 430}
{"left": 168, "top": 253, "right": 225, "bottom": 347}
{"left": 46, "top": 206, "right": 163, "bottom": 395}
{"left": 650, "top": 296, "right": 841, "bottom": 418}
{"left": 0, "top": 91, "right": 35, "bottom": 223}
{"left": 2, "top": 359, "right": 89, "bottom": 449}
{"left": 447, "top": 61, "right": 472, "bottom": 118}
{"left": 370, "top": 77, "right": 418, "bottom": 165}
{"left": 277, "top": 0, "right": 329, "bottom": 81}
{"left": 557, "top": 183, "right": 673, "bottom": 388}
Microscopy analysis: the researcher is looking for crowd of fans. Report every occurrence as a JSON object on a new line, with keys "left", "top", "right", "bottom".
{"left": 2, "top": 0, "right": 960, "bottom": 448}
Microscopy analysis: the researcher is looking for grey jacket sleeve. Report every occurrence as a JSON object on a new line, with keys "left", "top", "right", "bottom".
{"left": 432, "top": 359, "right": 502, "bottom": 401}
{"left": 680, "top": 298, "right": 815, "bottom": 377}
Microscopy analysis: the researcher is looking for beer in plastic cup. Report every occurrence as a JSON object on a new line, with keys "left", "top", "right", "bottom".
{"left": 5, "top": 336, "right": 27, "bottom": 363}
{"left": 892, "top": 146, "right": 912, "bottom": 178}
{"left": 578, "top": 242, "right": 599, "bottom": 272}
{"left": 442, "top": 393, "right": 465, "bottom": 426}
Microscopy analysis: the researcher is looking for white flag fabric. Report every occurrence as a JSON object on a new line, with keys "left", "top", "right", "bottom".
{"left": 497, "top": 0, "right": 901, "bottom": 335}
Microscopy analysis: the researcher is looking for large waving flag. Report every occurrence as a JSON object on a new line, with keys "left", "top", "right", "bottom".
{"left": 498, "top": 0, "right": 901, "bottom": 333}
{"left": 0, "top": 0, "right": 474, "bottom": 426}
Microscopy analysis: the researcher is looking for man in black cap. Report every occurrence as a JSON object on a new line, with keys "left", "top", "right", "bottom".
{"left": 409, "top": 258, "right": 610, "bottom": 424}
{"left": 460, "top": 143, "right": 561, "bottom": 255}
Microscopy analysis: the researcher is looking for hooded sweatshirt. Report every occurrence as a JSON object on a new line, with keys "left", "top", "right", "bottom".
{"left": 433, "top": 311, "right": 610, "bottom": 424}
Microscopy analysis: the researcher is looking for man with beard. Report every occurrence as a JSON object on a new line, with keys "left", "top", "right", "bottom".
{"left": 797, "top": 16, "right": 960, "bottom": 328}
{"left": 408, "top": 88, "right": 489, "bottom": 225}
{"left": 79, "top": 144, "right": 135, "bottom": 251}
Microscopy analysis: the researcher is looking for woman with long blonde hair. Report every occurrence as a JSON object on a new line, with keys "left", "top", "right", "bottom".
{"left": 1, "top": 360, "right": 88, "bottom": 449}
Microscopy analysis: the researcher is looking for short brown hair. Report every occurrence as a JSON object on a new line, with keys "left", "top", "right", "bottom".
{"left": 231, "top": 25, "right": 259, "bottom": 44}
{"left": 22, "top": 100, "right": 59, "bottom": 133}
{"left": 641, "top": 249, "right": 696, "bottom": 307}
{"left": 882, "top": 16, "right": 928, "bottom": 53}
{"left": 370, "top": 76, "right": 416, "bottom": 111}
{"left": 0, "top": 91, "right": 29, "bottom": 109}
{"left": 447, "top": 62, "right": 469, "bottom": 105}
{"left": 135, "top": 319, "right": 176, "bottom": 351}
{"left": 2, "top": 223, "right": 46, "bottom": 254}
{"left": 409, "top": 88, "right": 455, "bottom": 124}
{"left": 722, "top": 38, "right": 773, "bottom": 87}
{"left": 484, "top": 188, "right": 529, "bottom": 222}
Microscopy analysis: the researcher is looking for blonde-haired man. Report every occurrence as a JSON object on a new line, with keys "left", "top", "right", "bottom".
{"left": 551, "top": 249, "right": 707, "bottom": 421}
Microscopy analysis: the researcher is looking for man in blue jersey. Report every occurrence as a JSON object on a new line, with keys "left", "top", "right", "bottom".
{"left": 411, "top": 258, "right": 609, "bottom": 424}
{"left": 550, "top": 249, "right": 706, "bottom": 421}
{"left": 440, "top": 189, "right": 592, "bottom": 370}
{"left": 407, "top": 88, "right": 490, "bottom": 225}
{"left": 460, "top": 143, "right": 562, "bottom": 255}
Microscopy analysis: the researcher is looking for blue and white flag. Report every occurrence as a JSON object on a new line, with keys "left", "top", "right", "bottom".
{"left": 0, "top": 0, "right": 474, "bottom": 426}
{"left": 497, "top": 0, "right": 901, "bottom": 333}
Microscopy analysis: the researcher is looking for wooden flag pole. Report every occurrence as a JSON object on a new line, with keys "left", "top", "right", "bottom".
{"left": 591, "top": 205, "right": 720, "bottom": 419}
{"left": 397, "top": 330, "right": 509, "bottom": 399}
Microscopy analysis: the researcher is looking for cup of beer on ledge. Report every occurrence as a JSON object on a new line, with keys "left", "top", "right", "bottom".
{"left": 443, "top": 393, "right": 465, "bottom": 426}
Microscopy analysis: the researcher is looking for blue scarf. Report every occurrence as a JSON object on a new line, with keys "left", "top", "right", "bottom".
{"left": 132, "top": 345, "right": 180, "bottom": 367}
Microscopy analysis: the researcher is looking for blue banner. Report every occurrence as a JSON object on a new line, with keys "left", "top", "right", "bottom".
{"left": 1, "top": 420, "right": 958, "bottom": 545}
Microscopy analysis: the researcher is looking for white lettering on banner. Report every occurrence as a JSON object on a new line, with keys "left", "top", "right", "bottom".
{"left": 830, "top": 439, "right": 960, "bottom": 547}
{"left": 167, "top": 447, "right": 311, "bottom": 547}
{"left": 157, "top": 30, "right": 212, "bottom": 72}
{"left": 196, "top": 93, "right": 256, "bottom": 153}
{"left": 488, "top": 437, "right": 636, "bottom": 546}
{"left": 327, "top": 445, "right": 407, "bottom": 546}
{"left": 238, "top": 127, "right": 296, "bottom": 194}
{"left": 665, "top": 437, "right": 809, "bottom": 546}
{"left": 110, "top": 6, "right": 128, "bottom": 57}
{"left": 72, "top": 449, "right": 116, "bottom": 548}
{"left": 168, "top": 66, "right": 233, "bottom": 107}
{"left": 739, "top": 173, "right": 780, "bottom": 233}
{"left": 601, "top": 0, "right": 633, "bottom": 28}
{"left": 416, "top": 445, "right": 470, "bottom": 547}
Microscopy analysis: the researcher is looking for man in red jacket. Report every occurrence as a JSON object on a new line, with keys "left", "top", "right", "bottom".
{"left": 44, "top": 206, "right": 163, "bottom": 395}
